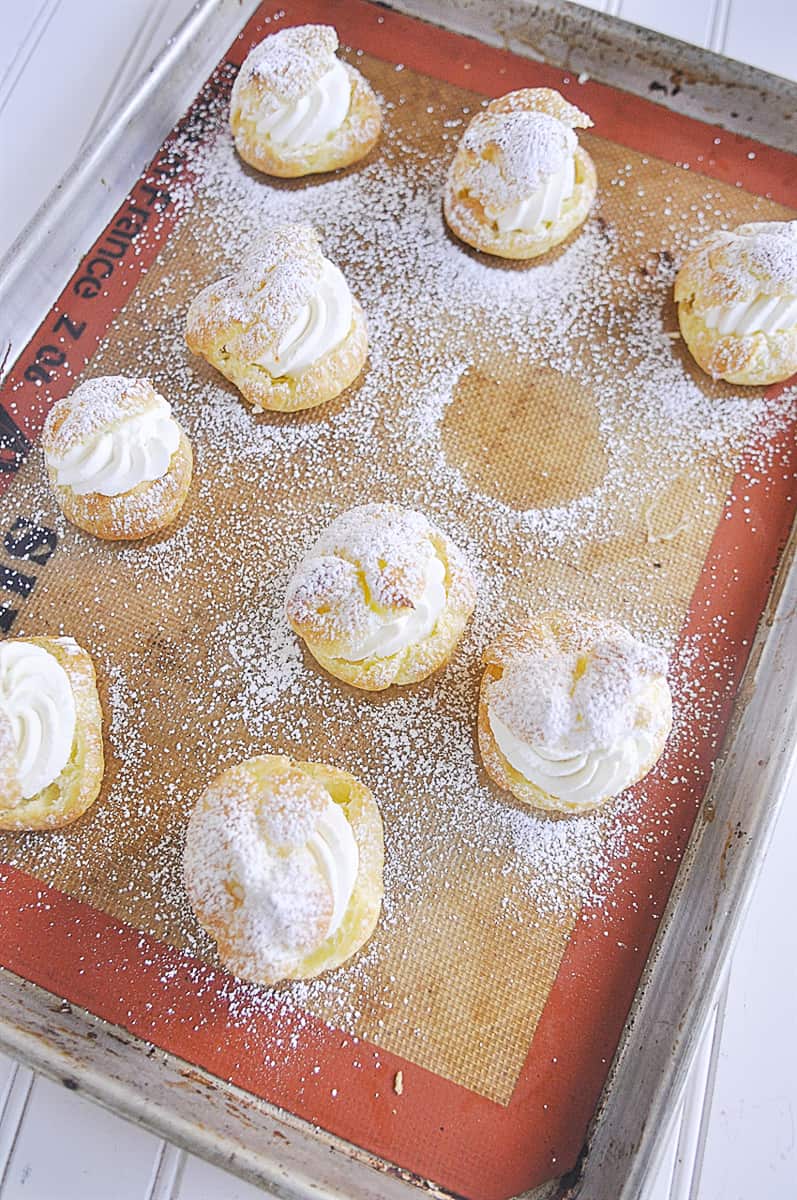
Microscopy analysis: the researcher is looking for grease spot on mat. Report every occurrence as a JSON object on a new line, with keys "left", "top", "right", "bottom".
{"left": 442, "top": 363, "right": 606, "bottom": 509}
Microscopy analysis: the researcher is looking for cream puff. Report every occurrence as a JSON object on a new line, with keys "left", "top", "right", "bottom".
{"left": 183, "top": 754, "right": 384, "bottom": 985}
{"left": 42, "top": 376, "right": 193, "bottom": 541}
{"left": 478, "top": 612, "right": 672, "bottom": 816}
{"left": 186, "top": 223, "right": 367, "bottom": 413}
{"left": 444, "top": 88, "right": 597, "bottom": 260}
{"left": 285, "top": 503, "right": 476, "bottom": 691}
{"left": 230, "top": 24, "right": 381, "bottom": 178}
{"left": 0, "top": 636, "right": 104, "bottom": 831}
{"left": 674, "top": 220, "right": 797, "bottom": 385}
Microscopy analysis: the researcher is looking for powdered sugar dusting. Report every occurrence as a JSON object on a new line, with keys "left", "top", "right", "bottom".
{"left": 240, "top": 24, "right": 338, "bottom": 101}
{"left": 185, "top": 222, "right": 324, "bottom": 349}
{"left": 462, "top": 109, "right": 576, "bottom": 204}
{"left": 0, "top": 46, "right": 794, "bottom": 1103}
{"left": 42, "top": 375, "right": 153, "bottom": 456}
{"left": 676, "top": 219, "right": 797, "bottom": 308}
{"left": 489, "top": 618, "right": 667, "bottom": 752}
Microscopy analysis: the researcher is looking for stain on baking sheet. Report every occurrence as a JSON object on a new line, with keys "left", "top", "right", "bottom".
{"left": 444, "top": 362, "right": 606, "bottom": 508}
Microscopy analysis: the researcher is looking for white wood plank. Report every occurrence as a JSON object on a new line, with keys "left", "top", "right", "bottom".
{"left": 618, "top": 0, "right": 714, "bottom": 47}
{"left": 667, "top": 984, "right": 727, "bottom": 1199}
{"left": 723, "top": 0, "right": 796, "bottom": 79}
{"left": 0, "top": 1063, "right": 33, "bottom": 1189}
{"left": 705, "top": 0, "right": 732, "bottom": 52}
{"left": 0, "top": 1057, "right": 16, "bottom": 1100}
{"left": 177, "top": 1153, "right": 274, "bottom": 1200}
{"left": 692, "top": 781, "right": 797, "bottom": 1200}
{"left": 146, "top": 1143, "right": 185, "bottom": 1200}
{"left": 0, "top": 0, "right": 196, "bottom": 259}
{"left": 0, "top": 1075, "right": 160, "bottom": 1200}
{"left": 571, "top": 0, "right": 611, "bottom": 13}
{"left": 0, "top": 0, "right": 63, "bottom": 112}
{"left": 80, "top": 0, "right": 199, "bottom": 148}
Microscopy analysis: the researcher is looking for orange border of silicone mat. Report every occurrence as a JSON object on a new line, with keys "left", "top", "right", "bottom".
{"left": 0, "top": 3, "right": 795, "bottom": 1198}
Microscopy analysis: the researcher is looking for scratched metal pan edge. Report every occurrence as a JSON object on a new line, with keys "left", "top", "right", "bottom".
{"left": 0, "top": 0, "right": 262, "bottom": 376}
{"left": 0, "top": 2, "right": 796, "bottom": 1199}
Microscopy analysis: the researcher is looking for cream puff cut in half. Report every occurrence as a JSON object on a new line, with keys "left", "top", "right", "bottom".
{"left": 478, "top": 612, "right": 672, "bottom": 816}
{"left": 42, "top": 376, "right": 193, "bottom": 541}
{"left": 674, "top": 220, "right": 797, "bottom": 385}
{"left": 183, "top": 754, "right": 384, "bottom": 985}
{"left": 0, "top": 637, "right": 104, "bottom": 831}
{"left": 285, "top": 503, "right": 477, "bottom": 691}
{"left": 444, "top": 88, "right": 597, "bottom": 260}
{"left": 186, "top": 223, "right": 367, "bottom": 413}
{"left": 230, "top": 24, "right": 381, "bottom": 177}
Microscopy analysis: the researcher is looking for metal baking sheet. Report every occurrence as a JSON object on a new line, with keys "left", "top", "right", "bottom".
{"left": 0, "top": 2, "right": 795, "bottom": 1198}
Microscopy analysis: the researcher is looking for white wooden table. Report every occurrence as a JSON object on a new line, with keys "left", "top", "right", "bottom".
{"left": 0, "top": 2, "right": 795, "bottom": 1197}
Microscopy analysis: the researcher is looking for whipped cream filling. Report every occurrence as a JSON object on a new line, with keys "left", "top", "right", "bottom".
{"left": 307, "top": 794, "right": 359, "bottom": 938}
{"left": 484, "top": 154, "right": 576, "bottom": 234}
{"left": 253, "top": 57, "right": 351, "bottom": 149}
{"left": 701, "top": 292, "right": 797, "bottom": 336}
{"left": 488, "top": 704, "right": 658, "bottom": 811}
{"left": 342, "top": 554, "right": 447, "bottom": 662}
{"left": 47, "top": 396, "right": 181, "bottom": 497}
{"left": 257, "top": 258, "right": 353, "bottom": 379}
{"left": 0, "top": 641, "right": 76, "bottom": 800}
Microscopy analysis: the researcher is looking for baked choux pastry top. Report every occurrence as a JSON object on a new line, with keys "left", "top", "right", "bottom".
{"left": 0, "top": 636, "right": 104, "bottom": 831}
{"left": 444, "top": 88, "right": 597, "bottom": 260}
{"left": 674, "top": 220, "right": 797, "bottom": 385}
{"left": 42, "top": 376, "right": 193, "bottom": 540}
{"left": 285, "top": 503, "right": 477, "bottom": 691}
{"left": 230, "top": 24, "right": 381, "bottom": 177}
{"left": 183, "top": 754, "right": 384, "bottom": 985}
{"left": 186, "top": 222, "right": 368, "bottom": 413}
{"left": 478, "top": 612, "right": 672, "bottom": 815}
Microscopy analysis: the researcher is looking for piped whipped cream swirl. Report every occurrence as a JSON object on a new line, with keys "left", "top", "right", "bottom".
{"left": 465, "top": 110, "right": 578, "bottom": 234}
{"left": 0, "top": 641, "right": 76, "bottom": 800}
{"left": 702, "top": 293, "right": 797, "bottom": 336}
{"left": 489, "top": 689, "right": 662, "bottom": 809}
{"left": 252, "top": 57, "right": 351, "bottom": 149}
{"left": 487, "top": 623, "right": 670, "bottom": 810}
{"left": 485, "top": 153, "right": 575, "bottom": 234}
{"left": 47, "top": 395, "right": 181, "bottom": 497}
{"left": 257, "top": 258, "right": 353, "bottom": 379}
{"left": 307, "top": 794, "right": 359, "bottom": 937}
{"left": 343, "top": 554, "right": 447, "bottom": 662}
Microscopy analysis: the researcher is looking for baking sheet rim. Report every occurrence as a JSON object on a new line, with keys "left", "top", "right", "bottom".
{"left": 0, "top": 2, "right": 795, "bottom": 1199}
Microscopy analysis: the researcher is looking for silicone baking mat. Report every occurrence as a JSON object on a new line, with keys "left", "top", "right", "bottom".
{"left": 0, "top": 2, "right": 795, "bottom": 1197}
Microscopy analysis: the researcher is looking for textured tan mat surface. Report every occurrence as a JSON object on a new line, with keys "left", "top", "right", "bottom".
{"left": 0, "top": 52, "right": 792, "bottom": 1105}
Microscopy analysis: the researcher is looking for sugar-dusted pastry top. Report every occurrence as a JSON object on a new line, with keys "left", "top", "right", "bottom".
{"left": 0, "top": 638, "right": 77, "bottom": 800}
{"left": 42, "top": 376, "right": 181, "bottom": 497}
{"left": 232, "top": 24, "right": 352, "bottom": 151}
{"left": 186, "top": 223, "right": 355, "bottom": 383}
{"left": 285, "top": 503, "right": 467, "bottom": 662}
{"left": 675, "top": 220, "right": 797, "bottom": 337}
{"left": 454, "top": 89, "right": 593, "bottom": 235}
{"left": 184, "top": 757, "right": 359, "bottom": 980}
{"left": 484, "top": 613, "right": 671, "bottom": 811}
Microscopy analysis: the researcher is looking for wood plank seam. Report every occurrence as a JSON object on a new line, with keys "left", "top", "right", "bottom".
{"left": 0, "top": 1065, "right": 34, "bottom": 1192}
{"left": 0, "top": 0, "right": 64, "bottom": 119}
{"left": 706, "top": 0, "right": 732, "bottom": 52}
{"left": 80, "top": 0, "right": 166, "bottom": 150}
{"left": 145, "top": 1141, "right": 186, "bottom": 1200}
{"left": 685, "top": 970, "right": 732, "bottom": 1200}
